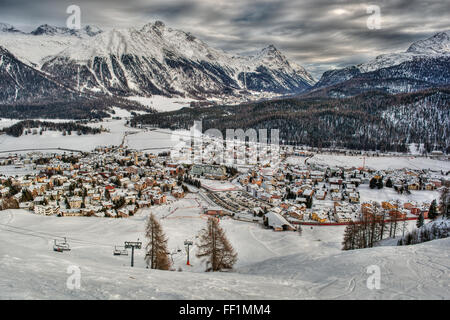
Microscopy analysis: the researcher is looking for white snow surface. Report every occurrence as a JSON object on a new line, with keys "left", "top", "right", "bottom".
{"left": 0, "top": 119, "right": 125, "bottom": 152}
{"left": 288, "top": 154, "right": 450, "bottom": 171}
{"left": 0, "top": 204, "right": 448, "bottom": 299}
{"left": 127, "top": 95, "right": 192, "bottom": 112}
{"left": 0, "top": 24, "right": 102, "bottom": 68}
{"left": 0, "top": 119, "right": 180, "bottom": 153}
{"left": 0, "top": 33, "right": 83, "bottom": 68}
{"left": 359, "top": 185, "right": 440, "bottom": 204}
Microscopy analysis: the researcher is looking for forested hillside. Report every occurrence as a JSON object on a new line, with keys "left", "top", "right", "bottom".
{"left": 1, "top": 120, "right": 102, "bottom": 137}
{"left": 131, "top": 87, "right": 450, "bottom": 153}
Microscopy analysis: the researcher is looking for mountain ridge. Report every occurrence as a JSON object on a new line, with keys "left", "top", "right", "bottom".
{"left": 0, "top": 21, "right": 315, "bottom": 102}
{"left": 312, "top": 31, "right": 450, "bottom": 96}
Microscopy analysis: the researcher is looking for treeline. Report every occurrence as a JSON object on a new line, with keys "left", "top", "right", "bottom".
{"left": 398, "top": 187, "right": 450, "bottom": 246}
{"left": 397, "top": 219, "right": 449, "bottom": 246}
{"left": 181, "top": 175, "right": 202, "bottom": 188}
{"left": 131, "top": 88, "right": 450, "bottom": 153}
{"left": 342, "top": 213, "right": 407, "bottom": 250}
{"left": 1, "top": 120, "right": 102, "bottom": 137}
{"left": 0, "top": 95, "right": 153, "bottom": 120}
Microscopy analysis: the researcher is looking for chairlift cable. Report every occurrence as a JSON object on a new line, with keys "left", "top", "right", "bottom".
{"left": 0, "top": 223, "right": 113, "bottom": 247}
{"left": 0, "top": 226, "right": 51, "bottom": 240}
{"left": 0, "top": 222, "right": 66, "bottom": 239}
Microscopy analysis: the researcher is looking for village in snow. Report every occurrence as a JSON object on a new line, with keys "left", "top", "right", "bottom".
{"left": 0, "top": 117, "right": 447, "bottom": 228}
{"left": 0, "top": 114, "right": 448, "bottom": 299}
{"left": 1, "top": 0, "right": 450, "bottom": 304}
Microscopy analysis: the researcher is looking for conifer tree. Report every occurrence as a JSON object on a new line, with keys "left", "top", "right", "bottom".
{"left": 196, "top": 218, "right": 237, "bottom": 272}
{"left": 376, "top": 178, "right": 383, "bottom": 189}
{"left": 369, "top": 177, "right": 377, "bottom": 189}
{"left": 439, "top": 187, "right": 449, "bottom": 218}
{"left": 416, "top": 212, "right": 424, "bottom": 228}
{"left": 428, "top": 200, "right": 438, "bottom": 220}
{"left": 386, "top": 178, "right": 393, "bottom": 188}
{"left": 342, "top": 222, "right": 357, "bottom": 250}
{"left": 145, "top": 214, "right": 171, "bottom": 270}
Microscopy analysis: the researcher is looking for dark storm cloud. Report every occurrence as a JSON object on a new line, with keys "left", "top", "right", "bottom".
{"left": 0, "top": 0, "right": 449, "bottom": 80}
{"left": 232, "top": 2, "right": 284, "bottom": 25}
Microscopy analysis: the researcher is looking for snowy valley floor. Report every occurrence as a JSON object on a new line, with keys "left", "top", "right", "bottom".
{"left": 0, "top": 197, "right": 449, "bottom": 299}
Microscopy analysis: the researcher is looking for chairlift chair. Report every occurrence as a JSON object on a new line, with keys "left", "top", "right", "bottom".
{"left": 53, "top": 237, "right": 71, "bottom": 252}
{"left": 113, "top": 246, "right": 128, "bottom": 256}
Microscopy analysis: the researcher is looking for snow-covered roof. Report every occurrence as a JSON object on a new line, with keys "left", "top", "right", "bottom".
{"left": 265, "top": 211, "right": 294, "bottom": 229}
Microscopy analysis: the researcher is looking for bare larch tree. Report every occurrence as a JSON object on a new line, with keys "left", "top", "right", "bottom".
{"left": 145, "top": 213, "right": 171, "bottom": 270}
{"left": 196, "top": 217, "right": 237, "bottom": 272}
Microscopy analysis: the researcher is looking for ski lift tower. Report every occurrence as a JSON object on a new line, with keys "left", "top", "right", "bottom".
{"left": 184, "top": 240, "right": 193, "bottom": 266}
{"left": 124, "top": 240, "right": 142, "bottom": 267}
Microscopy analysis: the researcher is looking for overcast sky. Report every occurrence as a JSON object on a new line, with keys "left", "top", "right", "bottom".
{"left": 1, "top": 0, "right": 449, "bottom": 79}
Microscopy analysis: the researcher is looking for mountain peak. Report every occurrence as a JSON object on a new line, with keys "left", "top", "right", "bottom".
{"left": 261, "top": 44, "right": 279, "bottom": 54}
{"left": 31, "top": 24, "right": 62, "bottom": 36}
{"left": 30, "top": 24, "right": 102, "bottom": 37}
{"left": 141, "top": 21, "right": 166, "bottom": 33}
{"left": 154, "top": 20, "right": 165, "bottom": 28}
{"left": 256, "top": 44, "right": 282, "bottom": 60}
{"left": 406, "top": 31, "right": 450, "bottom": 55}
{"left": 83, "top": 25, "right": 103, "bottom": 37}
{"left": 0, "top": 22, "right": 22, "bottom": 33}
{"left": 255, "top": 44, "right": 288, "bottom": 65}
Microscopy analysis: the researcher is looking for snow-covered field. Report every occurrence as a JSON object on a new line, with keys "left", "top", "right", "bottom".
{"left": 199, "top": 179, "right": 240, "bottom": 192}
{"left": 1, "top": 202, "right": 449, "bottom": 299}
{"left": 359, "top": 185, "right": 440, "bottom": 204}
{"left": 288, "top": 154, "right": 450, "bottom": 171}
{"left": 0, "top": 119, "right": 124, "bottom": 152}
{"left": 0, "top": 119, "right": 181, "bottom": 153}
{"left": 125, "top": 128, "right": 189, "bottom": 152}
{"left": 127, "top": 95, "right": 192, "bottom": 112}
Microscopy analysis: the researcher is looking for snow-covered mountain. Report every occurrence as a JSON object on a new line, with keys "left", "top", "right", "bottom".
{"left": 0, "top": 23, "right": 23, "bottom": 34}
{"left": 0, "top": 46, "right": 78, "bottom": 104}
{"left": 0, "top": 44, "right": 143, "bottom": 119}
{"left": 0, "top": 24, "right": 102, "bottom": 68}
{"left": 0, "top": 21, "right": 315, "bottom": 104}
{"left": 406, "top": 31, "right": 450, "bottom": 55}
{"left": 313, "top": 31, "right": 450, "bottom": 96}
{"left": 30, "top": 24, "right": 103, "bottom": 37}
{"left": 41, "top": 21, "right": 314, "bottom": 98}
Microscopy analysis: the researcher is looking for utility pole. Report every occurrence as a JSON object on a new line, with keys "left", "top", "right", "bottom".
{"left": 184, "top": 240, "right": 193, "bottom": 266}
{"left": 125, "top": 241, "right": 142, "bottom": 267}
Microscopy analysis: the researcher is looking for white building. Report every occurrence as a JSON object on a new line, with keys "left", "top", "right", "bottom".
{"left": 34, "top": 205, "right": 60, "bottom": 216}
